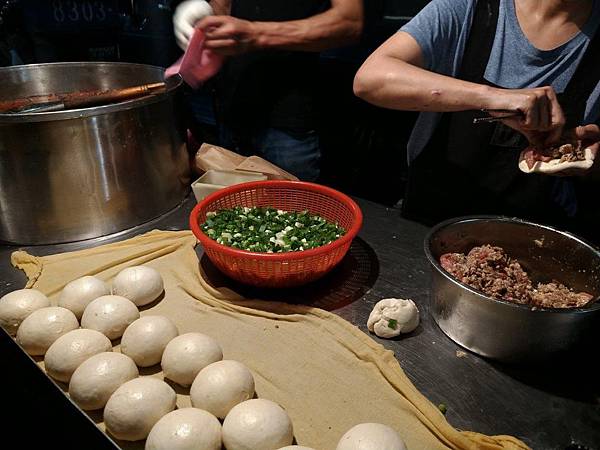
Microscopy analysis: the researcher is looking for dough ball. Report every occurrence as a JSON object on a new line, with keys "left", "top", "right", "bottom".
{"left": 277, "top": 447, "right": 316, "bottom": 450}
{"left": 161, "top": 333, "right": 223, "bottom": 387}
{"left": 104, "top": 377, "right": 177, "bottom": 441}
{"left": 366, "top": 298, "right": 420, "bottom": 339}
{"left": 81, "top": 295, "right": 139, "bottom": 340}
{"left": 145, "top": 408, "right": 222, "bottom": 450}
{"left": 190, "top": 360, "right": 255, "bottom": 419}
{"left": 58, "top": 276, "right": 110, "bottom": 320}
{"left": 16, "top": 307, "right": 79, "bottom": 355}
{"left": 336, "top": 423, "right": 406, "bottom": 450}
{"left": 121, "top": 316, "right": 179, "bottom": 367}
{"left": 44, "top": 328, "right": 112, "bottom": 382}
{"left": 0, "top": 288, "right": 50, "bottom": 336}
{"left": 69, "top": 352, "right": 138, "bottom": 410}
{"left": 112, "top": 266, "right": 164, "bottom": 307}
{"left": 222, "top": 399, "right": 293, "bottom": 450}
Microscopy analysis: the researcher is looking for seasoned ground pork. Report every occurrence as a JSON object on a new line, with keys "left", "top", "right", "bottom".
{"left": 440, "top": 245, "right": 594, "bottom": 309}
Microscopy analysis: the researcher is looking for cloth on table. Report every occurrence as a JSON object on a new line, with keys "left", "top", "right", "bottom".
{"left": 11, "top": 230, "right": 529, "bottom": 450}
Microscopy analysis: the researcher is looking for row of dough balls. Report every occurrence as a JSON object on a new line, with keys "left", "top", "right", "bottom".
{"left": 0, "top": 274, "right": 408, "bottom": 449}
{"left": 0, "top": 265, "right": 163, "bottom": 342}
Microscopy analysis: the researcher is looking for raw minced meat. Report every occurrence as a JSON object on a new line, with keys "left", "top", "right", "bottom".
{"left": 440, "top": 245, "right": 594, "bottom": 309}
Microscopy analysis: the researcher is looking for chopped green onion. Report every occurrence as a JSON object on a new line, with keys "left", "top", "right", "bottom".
{"left": 387, "top": 319, "right": 398, "bottom": 330}
{"left": 200, "top": 206, "right": 346, "bottom": 253}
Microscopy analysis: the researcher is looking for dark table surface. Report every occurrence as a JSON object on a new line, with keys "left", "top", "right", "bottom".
{"left": 1, "top": 194, "right": 598, "bottom": 450}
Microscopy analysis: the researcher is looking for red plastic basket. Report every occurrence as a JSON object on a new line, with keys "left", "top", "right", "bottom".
{"left": 189, "top": 180, "right": 363, "bottom": 288}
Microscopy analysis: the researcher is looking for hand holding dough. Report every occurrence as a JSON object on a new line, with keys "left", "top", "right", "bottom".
{"left": 0, "top": 288, "right": 50, "bottom": 336}
{"left": 367, "top": 298, "right": 419, "bottom": 339}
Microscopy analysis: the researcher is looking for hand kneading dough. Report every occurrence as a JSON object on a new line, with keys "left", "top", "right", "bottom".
{"left": 80, "top": 295, "right": 139, "bottom": 340}
{"left": 112, "top": 266, "right": 164, "bottom": 306}
{"left": 161, "top": 332, "right": 223, "bottom": 386}
{"left": 69, "top": 352, "right": 139, "bottom": 410}
{"left": 121, "top": 315, "right": 179, "bottom": 367}
{"left": 104, "top": 377, "right": 177, "bottom": 441}
{"left": 336, "top": 423, "right": 407, "bottom": 450}
{"left": 145, "top": 408, "right": 222, "bottom": 450}
{"left": 367, "top": 298, "right": 419, "bottom": 339}
{"left": 222, "top": 399, "right": 293, "bottom": 450}
{"left": 58, "top": 276, "right": 110, "bottom": 319}
{"left": 16, "top": 307, "right": 79, "bottom": 355}
{"left": 0, "top": 288, "right": 50, "bottom": 336}
{"left": 44, "top": 328, "right": 112, "bottom": 382}
{"left": 190, "top": 360, "right": 255, "bottom": 418}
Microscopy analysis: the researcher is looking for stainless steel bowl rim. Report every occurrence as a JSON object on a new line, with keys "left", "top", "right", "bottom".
{"left": 0, "top": 62, "right": 182, "bottom": 123}
{"left": 424, "top": 215, "right": 600, "bottom": 315}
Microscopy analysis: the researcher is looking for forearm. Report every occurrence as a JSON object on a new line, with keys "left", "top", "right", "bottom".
{"left": 253, "top": 7, "right": 362, "bottom": 52}
{"left": 354, "top": 56, "right": 501, "bottom": 112}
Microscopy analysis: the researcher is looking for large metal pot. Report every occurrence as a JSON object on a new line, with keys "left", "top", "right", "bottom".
{"left": 425, "top": 217, "right": 600, "bottom": 362}
{"left": 0, "top": 62, "right": 190, "bottom": 244}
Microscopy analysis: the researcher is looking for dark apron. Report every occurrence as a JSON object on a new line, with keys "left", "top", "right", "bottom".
{"left": 402, "top": 0, "right": 600, "bottom": 243}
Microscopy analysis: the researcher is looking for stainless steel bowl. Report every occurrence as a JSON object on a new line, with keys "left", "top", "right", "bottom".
{"left": 0, "top": 62, "right": 190, "bottom": 245}
{"left": 425, "top": 217, "right": 600, "bottom": 362}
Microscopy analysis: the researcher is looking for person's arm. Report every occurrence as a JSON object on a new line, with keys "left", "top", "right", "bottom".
{"left": 353, "top": 31, "right": 565, "bottom": 146}
{"left": 197, "top": 0, "right": 363, "bottom": 54}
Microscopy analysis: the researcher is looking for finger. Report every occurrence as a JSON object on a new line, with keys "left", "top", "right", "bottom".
{"left": 203, "top": 39, "right": 239, "bottom": 50}
{"left": 575, "top": 124, "right": 600, "bottom": 141}
{"left": 524, "top": 93, "right": 540, "bottom": 130}
{"left": 204, "top": 26, "right": 235, "bottom": 40}
{"left": 544, "top": 87, "right": 565, "bottom": 144}
{"left": 196, "top": 15, "right": 225, "bottom": 30}
{"left": 538, "top": 93, "right": 550, "bottom": 131}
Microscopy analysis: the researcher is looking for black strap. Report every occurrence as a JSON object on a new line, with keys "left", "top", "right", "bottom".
{"left": 559, "top": 23, "right": 600, "bottom": 127}
{"left": 459, "top": 0, "right": 500, "bottom": 83}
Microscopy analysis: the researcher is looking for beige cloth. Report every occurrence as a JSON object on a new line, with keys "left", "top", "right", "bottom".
{"left": 12, "top": 230, "right": 529, "bottom": 450}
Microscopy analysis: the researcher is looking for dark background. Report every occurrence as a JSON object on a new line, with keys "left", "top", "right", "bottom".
{"left": 0, "top": 0, "right": 430, "bottom": 206}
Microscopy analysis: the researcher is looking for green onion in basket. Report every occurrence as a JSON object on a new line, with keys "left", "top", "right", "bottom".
{"left": 200, "top": 206, "right": 346, "bottom": 253}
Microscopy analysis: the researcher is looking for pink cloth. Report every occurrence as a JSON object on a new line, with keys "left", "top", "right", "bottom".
{"left": 165, "top": 29, "right": 223, "bottom": 89}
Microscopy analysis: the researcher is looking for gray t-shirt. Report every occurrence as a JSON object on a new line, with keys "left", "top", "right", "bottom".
{"left": 401, "top": 0, "right": 600, "bottom": 162}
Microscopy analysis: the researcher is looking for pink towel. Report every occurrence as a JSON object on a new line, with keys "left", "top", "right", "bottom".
{"left": 165, "top": 29, "right": 223, "bottom": 89}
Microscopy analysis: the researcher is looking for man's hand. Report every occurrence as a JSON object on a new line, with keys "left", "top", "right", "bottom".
{"left": 196, "top": 16, "right": 260, "bottom": 56}
{"left": 555, "top": 124, "right": 600, "bottom": 177}
{"left": 173, "top": 0, "right": 214, "bottom": 50}
{"left": 490, "top": 86, "right": 566, "bottom": 148}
